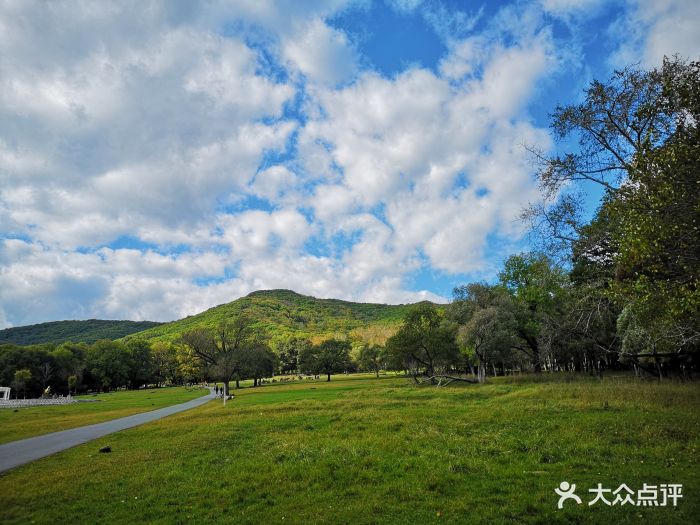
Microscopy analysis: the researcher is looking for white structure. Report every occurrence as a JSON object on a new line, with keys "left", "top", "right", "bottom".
{"left": 0, "top": 387, "right": 10, "bottom": 401}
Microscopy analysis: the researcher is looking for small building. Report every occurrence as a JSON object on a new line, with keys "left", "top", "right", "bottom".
{"left": 0, "top": 387, "right": 10, "bottom": 401}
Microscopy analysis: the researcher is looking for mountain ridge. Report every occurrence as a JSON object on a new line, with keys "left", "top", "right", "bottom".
{"left": 1, "top": 290, "right": 436, "bottom": 347}
{"left": 0, "top": 319, "right": 163, "bottom": 346}
{"left": 128, "top": 289, "right": 434, "bottom": 345}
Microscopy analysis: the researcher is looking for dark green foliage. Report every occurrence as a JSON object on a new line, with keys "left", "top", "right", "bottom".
{"left": 385, "top": 303, "right": 460, "bottom": 377}
{"left": 523, "top": 56, "right": 700, "bottom": 375}
{"left": 125, "top": 339, "right": 154, "bottom": 389}
{"left": 181, "top": 316, "right": 273, "bottom": 392}
{"left": 276, "top": 337, "right": 311, "bottom": 374}
{"left": 497, "top": 253, "right": 569, "bottom": 373}
{"left": 0, "top": 319, "right": 162, "bottom": 346}
{"left": 84, "top": 340, "right": 131, "bottom": 392}
{"left": 450, "top": 283, "right": 518, "bottom": 382}
{"left": 0, "top": 337, "right": 191, "bottom": 397}
{"left": 606, "top": 59, "right": 700, "bottom": 351}
{"left": 239, "top": 345, "right": 277, "bottom": 386}
{"left": 299, "top": 338, "right": 352, "bottom": 381}
{"left": 357, "top": 343, "right": 384, "bottom": 377}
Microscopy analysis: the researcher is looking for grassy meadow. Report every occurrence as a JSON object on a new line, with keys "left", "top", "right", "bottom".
{"left": 1, "top": 374, "right": 698, "bottom": 524}
{"left": 0, "top": 386, "right": 207, "bottom": 444}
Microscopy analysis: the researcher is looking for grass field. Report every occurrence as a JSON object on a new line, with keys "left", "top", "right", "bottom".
{"left": 1, "top": 374, "right": 698, "bottom": 524}
{"left": 0, "top": 386, "right": 207, "bottom": 444}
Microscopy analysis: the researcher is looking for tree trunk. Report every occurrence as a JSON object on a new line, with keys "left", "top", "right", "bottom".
{"left": 525, "top": 334, "right": 541, "bottom": 372}
{"left": 477, "top": 363, "right": 486, "bottom": 383}
{"left": 327, "top": 372, "right": 331, "bottom": 382}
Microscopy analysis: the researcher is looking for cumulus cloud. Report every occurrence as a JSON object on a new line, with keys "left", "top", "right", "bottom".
{"left": 611, "top": 0, "right": 700, "bottom": 67}
{"left": 301, "top": 18, "right": 554, "bottom": 276}
{"left": 4, "top": 0, "right": 656, "bottom": 328}
{"left": 281, "top": 18, "right": 359, "bottom": 85}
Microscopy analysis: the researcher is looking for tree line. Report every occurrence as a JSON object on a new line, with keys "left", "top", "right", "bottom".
{"left": 0, "top": 339, "right": 198, "bottom": 399}
{"left": 0, "top": 323, "right": 371, "bottom": 399}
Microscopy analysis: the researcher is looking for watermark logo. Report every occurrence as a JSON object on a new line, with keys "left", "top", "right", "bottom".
{"left": 555, "top": 482, "right": 682, "bottom": 508}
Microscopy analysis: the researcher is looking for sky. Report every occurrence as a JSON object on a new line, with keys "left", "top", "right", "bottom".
{"left": 1, "top": 0, "right": 698, "bottom": 328}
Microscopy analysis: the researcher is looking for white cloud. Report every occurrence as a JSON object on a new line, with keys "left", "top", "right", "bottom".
{"left": 218, "top": 208, "right": 313, "bottom": 259}
{"left": 611, "top": 0, "right": 700, "bottom": 67}
{"left": 281, "top": 18, "right": 359, "bottom": 85}
{"left": 250, "top": 165, "right": 300, "bottom": 203}
{"left": 387, "top": 0, "right": 424, "bottom": 13}
{"left": 301, "top": 23, "right": 554, "bottom": 276}
{"left": 540, "top": 0, "right": 606, "bottom": 18}
{"left": 0, "top": 1, "right": 568, "bottom": 328}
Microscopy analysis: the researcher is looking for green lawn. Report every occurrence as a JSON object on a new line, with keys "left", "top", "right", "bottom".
{"left": 1, "top": 375, "right": 698, "bottom": 524}
{"left": 0, "top": 386, "right": 207, "bottom": 444}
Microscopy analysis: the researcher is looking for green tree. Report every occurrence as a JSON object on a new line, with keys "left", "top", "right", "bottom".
{"left": 125, "top": 339, "right": 153, "bottom": 389}
{"left": 385, "top": 303, "right": 460, "bottom": 381}
{"left": 151, "top": 341, "right": 180, "bottom": 386}
{"left": 357, "top": 343, "right": 384, "bottom": 377}
{"left": 85, "top": 340, "right": 130, "bottom": 392}
{"left": 13, "top": 368, "right": 32, "bottom": 399}
{"left": 175, "top": 343, "right": 203, "bottom": 384}
{"left": 498, "top": 253, "right": 569, "bottom": 373}
{"left": 50, "top": 343, "right": 86, "bottom": 394}
{"left": 239, "top": 344, "right": 277, "bottom": 386}
{"left": 523, "top": 60, "right": 676, "bottom": 257}
{"left": 181, "top": 316, "right": 261, "bottom": 395}
{"left": 299, "top": 339, "right": 351, "bottom": 381}
{"left": 451, "top": 283, "right": 517, "bottom": 382}
{"left": 67, "top": 374, "right": 78, "bottom": 396}
{"left": 276, "top": 337, "right": 311, "bottom": 374}
{"left": 607, "top": 60, "right": 700, "bottom": 356}
{"left": 526, "top": 56, "right": 700, "bottom": 369}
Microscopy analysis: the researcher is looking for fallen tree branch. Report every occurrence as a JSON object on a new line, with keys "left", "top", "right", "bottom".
{"left": 415, "top": 375, "right": 479, "bottom": 386}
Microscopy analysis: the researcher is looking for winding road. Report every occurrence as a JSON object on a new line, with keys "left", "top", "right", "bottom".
{"left": 0, "top": 387, "right": 216, "bottom": 473}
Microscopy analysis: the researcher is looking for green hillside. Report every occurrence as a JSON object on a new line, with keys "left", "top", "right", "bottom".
{"left": 0, "top": 319, "right": 163, "bottom": 346}
{"left": 125, "top": 289, "right": 428, "bottom": 345}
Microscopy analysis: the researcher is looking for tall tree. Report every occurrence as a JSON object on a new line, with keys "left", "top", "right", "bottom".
{"left": 357, "top": 344, "right": 384, "bottom": 378}
{"left": 181, "top": 316, "right": 261, "bottom": 396}
{"left": 523, "top": 59, "right": 676, "bottom": 257}
{"left": 451, "top": 283, "right": 517, "bottom": 382}
{"left": 85, "top": 340, "right": 130, "bottom": 392}
{"left": 12, "top": 368, "right": 32, "bottom": 399}
{"left": 385, "top": 303, "right": 460, "bottom": 381}
{"left": 299, "top": 339, "right": 351, "bottom": 381}
{"left": 498, "top": 253, "right": 569, "bottom": 372}
{"left": 125, "top": 339, "right": 153, "bottom": 389}
{"left": 276, "top": 337, "right": 310, "bottom": 375}
{"left": 526, "top": 56, "right": 700, "bottom": 367}
{"left": 150, "top": 341, "right": 179, "bottom": 386}
{"left": 239, "top": 344, "right": 276, "bottom": 386}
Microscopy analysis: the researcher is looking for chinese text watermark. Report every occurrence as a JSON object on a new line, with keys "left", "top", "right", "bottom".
{"left": 555, "top": 481, "right": 682, "bottom": 509}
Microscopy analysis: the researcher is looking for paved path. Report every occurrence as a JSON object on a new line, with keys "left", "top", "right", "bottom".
{"left": 0, "top": 388, "right": 216, "bottom": 473}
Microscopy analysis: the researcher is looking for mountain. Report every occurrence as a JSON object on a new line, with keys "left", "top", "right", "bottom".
{"left": 0, "top": 320, "right": 163, "bottom": 346}
{"left": 125, "top": 289, "right": 428, "bottom": 345}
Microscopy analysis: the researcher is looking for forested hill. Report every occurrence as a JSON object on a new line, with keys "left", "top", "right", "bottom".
{"left": 125, "top": 289, "right": 428, "bottom": 345}
{"left": 0, "top": 320, "right": 163, "bottom": 346}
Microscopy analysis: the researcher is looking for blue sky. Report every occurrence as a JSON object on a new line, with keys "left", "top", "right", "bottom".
{"left": 0, "top": 0, "right": 698, "bottom": 327}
